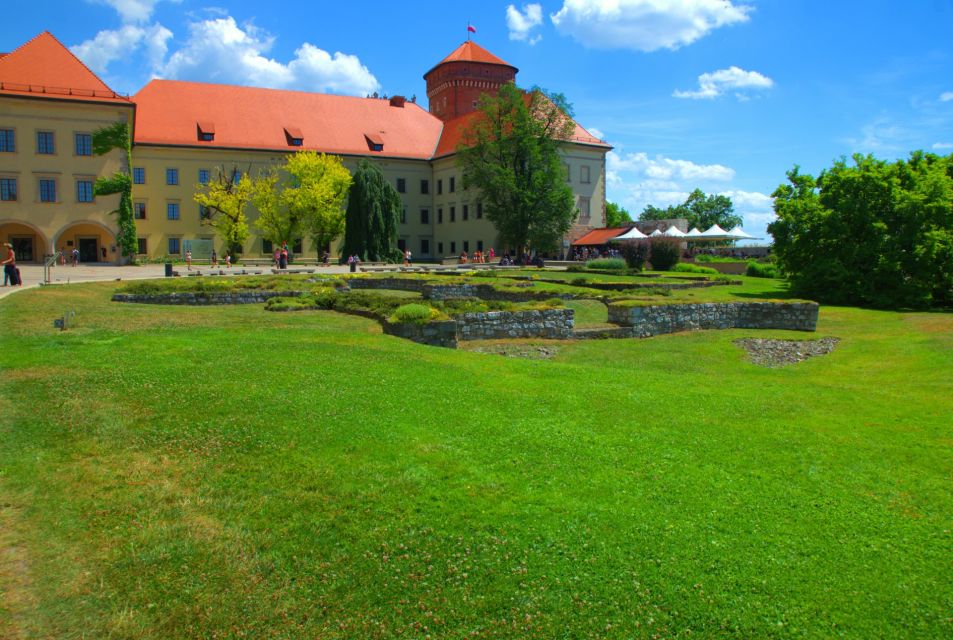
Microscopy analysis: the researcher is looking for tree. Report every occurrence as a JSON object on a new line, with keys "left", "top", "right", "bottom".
{"left": 342, "top": 160, "right": 400, "bottom": 261}
{"left": 194, "top": 166, "right": 252, "bottom": 255}
{"left": 457, "top": 82, "right": 577, "bottom": 254}
{"left": 769, "top": 152, "right": 953, "bottom": 308}
{"left": 639, "top": 189, "right": 742, "bottom": 231}
{"left": 92, "top": 121, "right": 137, "bottom": 260}
{"left": 284, "top": 152, "right": 352, "bottom": 257}
{"left": 252, "top": 169, "right": 302, "bottom": 249}
{"left": 605, "top": 201, "right": 633, "bottom": 227}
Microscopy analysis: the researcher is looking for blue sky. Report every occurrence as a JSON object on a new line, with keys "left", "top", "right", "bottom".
{"left": 5, "top": 0, "right": 953, "bottom": 242}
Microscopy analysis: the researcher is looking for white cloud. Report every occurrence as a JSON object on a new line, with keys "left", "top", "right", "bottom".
{"left": 609, "top": 151, "right": 735, "bottom": 182}
{"left": 550, "top": 0, "right": 751, "bottom": 52}
{"left": 507, "top": 4, "right": 544, "bottom": 44}
{"left": 91, "top": 0, "right": 170, "bottom": 24}
{"left": 940, "top": 92, "right": 953, "bottom": 102}
{"left": 587, "top": 127, "right": 605, "bottom": 140}
{"left": 673, "top": 66, "right": 773, "bottom": 100}
{"left": 71, "top": 23, "right": 172, "bottom": 74}
{"left": 933, "top": 142, "right": 953, "bottom": 150}
{"left": 157, "top": 17, "right": 379, "bottom": 96}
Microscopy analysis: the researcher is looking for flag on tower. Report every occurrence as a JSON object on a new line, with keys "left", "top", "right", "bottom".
{"left": 468, "top": 24, "right": 477, "bottom": 33}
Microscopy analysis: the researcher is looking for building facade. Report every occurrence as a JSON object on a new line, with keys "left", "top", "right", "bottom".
{"left": 1, "top": 34, "right": 609, "bottom": 263}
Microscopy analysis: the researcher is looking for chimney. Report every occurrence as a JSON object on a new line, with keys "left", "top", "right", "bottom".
{"left": 389, "top": 95, "right": 406, "bottom": 108}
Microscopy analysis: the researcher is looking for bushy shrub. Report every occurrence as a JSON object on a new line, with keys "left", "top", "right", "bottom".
{"left": 571, "top": 276, "right": 591, "bottom": 286}
{"left": 312, "top": 289, "right": 340, "bottom": 309}
{"left": 585, "top": 258, "right": 626, "bottom": 271}
{"left": 649, "top": 238, "right": 681, "bottom": 271}
{"left": 390, "top": 303, "right": 436, "bottom": 323}
{"left": 672, "top": 263, "right": 718, "bottom": 275}
{"left": 746, "top": 261, "right": 780, "bottom": 278}
{"left": 620, "top": 241, "right": 649, "bottom": 270}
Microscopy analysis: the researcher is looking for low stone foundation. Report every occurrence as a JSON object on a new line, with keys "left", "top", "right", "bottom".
{"left": 383, "top": 320, "right": 459, "bottom": 348}
{"left": 608, "top": 301, "right": 818, "bottom": 336}
{"left": 344, "top": 278, "right": 567, "bottom": 302}
{"left": 456, "top": 309, "right": 575, "bottom": 341}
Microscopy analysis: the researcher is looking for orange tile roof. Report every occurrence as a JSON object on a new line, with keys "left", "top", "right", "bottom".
{"left": 133, "top": 80, "right": 444, "bottom": 159}
{"left": 0, "top": 31, "right": 130, "bottom": 104}
{"left": 433, "top": 96, "right": 612, "bottom": 158}
{"left": 573, "top": 227, "right": 631, "bottom": 245}
{"left": 431, "top": 41, "right": 516, "bottom": 71}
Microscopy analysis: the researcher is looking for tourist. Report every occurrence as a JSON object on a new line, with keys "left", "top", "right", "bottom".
{"left": 59, "top": 247, "right": 66, "bottom": 265}
{"left": 404, "top": 249, "right": 411, "bottom": 266}
{"left": 210, "top": 249, "right": 218, "bottom": 267}
{"left": 185, "top": 250, "right": 192, "bottom": 271}
{"left": 71, "top": 247, "right": 79, "bottom": 266}
{"left": 224, "top": 252, "right": 231, "bottom": 268}
{"left": 322, "top": 250, "right": 330, "bottom": 266}
{"left": 489, "top": 247, "right": 495, "bottom": 262}
{"left": 273, "top": 248, "right": 280, "bottom": 269}
{"left": 460, "top": 250, "right": 468, "bottom": 264}
{"left": 2, "top": 242, "right": 18, "bottom": 286}
{"left": 279, "top": 246, "right": 289, "bottom": 269}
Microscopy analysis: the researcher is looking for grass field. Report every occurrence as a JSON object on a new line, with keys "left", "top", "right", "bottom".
{"left": 1, "top": 275, "right": 950, "bottom": 639}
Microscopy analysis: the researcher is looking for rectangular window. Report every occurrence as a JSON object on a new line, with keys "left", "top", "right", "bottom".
{"left": 477, "top": 240, "right": 484, "bottom": 252}
{"left": 232, "top": 169, "right": 242, "bottom": 184}
{"left": 449, "top": 176, "right": 455, "bottom": 192}
{"left": 0, "top": 178, "right": 17, "bottom": 201}
{"left": 564, "top": 163, "right": 571, "bottom": 182}
{"left": 198, "top": 169, "right": 210, "bottom": 184}
{"left": 437, "top": 179, "right": 443, "bottom": 195}
{"left": 397, "top": 238, "right": 406, "bottom": 252}
{"left": 75, "top": 133, "right": 92, "bottom": 156}
{"left": 420, "top": 209, "right": 429, "bottom": 224}
{"left": 262, "top": 239, "right": 273, "bottom": 254}
{"left": 168, "top": 237, "right": 181, "bottom": 255}
{"left": 420, "top": 239, "right": 430, "bottom": 254}
{"left": 199, "top": 205, "right": 210, "bottom": 221}
{"left": 463, "top": 241, "right": 469, "bottom": 253}
{"left": 477, "top": 202, "right": 483, "bottom": 219}
{"left": 36, "top": 131, "right": 54, "bottom": 154}
{"left": 134, "top": 202, "right": 146, "bottom": 219}
{"left": 292, "top": 239, "right": 303, "bottom": 254}
{"left": 438, "top": 242, "right": 444, "bottom": 255}
{"left": 463, "top": 204, "right": 469, "bottom": 221}
{"left": 133, "top": 167, "right": 145, "bottom": 184}
{"left": 581, "top": 165, "right": 591, "bottom": 184}
{"left": 166, "top": 168, "right": 179, "bottom": 185}
{"left": 39, "top": 178, "right": 56, "bottom": 202}
{"left": 396, "top": 178, "right": 406, "bottom": 193}
{"left": 76, "top": 179, "right": 94, "bottom": 203}
{"left": 137, "top": 238, "right": 147, "bottom": 254}
{"left": 401, "top": 207, "right": 407, "bottom": 224}
{"left": 438, "top": 208, "right": 443, "bottom": 224}
{"left": 450, "top": 206, "right": 456, "bottom": 222}
{"left": 1, "top": 129, "right": 16, "bottom": 152}
{"left": 450, "top": 241, "right": 456, "bottom": 254}
{"left": 420, "top": 179, "right": 429, "bottom": 194}
{"left": 578, "top": 196, "right": 591, "bottom": 220}
{"left": 167, "top": 202, "right": 180, "bottom": 220}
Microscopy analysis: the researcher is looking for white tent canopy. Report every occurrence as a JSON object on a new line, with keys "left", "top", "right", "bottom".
{"left": 649, "top": 229, "right": 664, "bottom": 237}
{"left": 662, "top": 226, "right": 687, "bottom": 237}
{"left": 699, "top": 224, "right": 729, "bottom": 239}
{"left": 686, "top": 227, "right": 703, "bottom": 237}
{"left": 613, "top": 226, "right": 648, "bottom": 240}
{"left": 727, "top": 226, "right": 758, "bottom": 240}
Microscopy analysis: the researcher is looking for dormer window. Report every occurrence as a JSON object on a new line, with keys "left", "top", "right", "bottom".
{"left": 365, "top": 132, "right": 384, "bottom": 152}
{"left": 284, "top": 126, "right": 304, "bottom": 147}
{"left": 196, "top": 122, "right": 215, "bottom": 142}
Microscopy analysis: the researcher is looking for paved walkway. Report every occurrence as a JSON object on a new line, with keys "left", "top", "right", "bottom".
{"left": 0, "top": 262, "right": 353, "bottom": 301}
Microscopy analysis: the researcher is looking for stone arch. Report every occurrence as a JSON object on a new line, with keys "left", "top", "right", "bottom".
{"left": 54, "top": 220, "right": 119, "bottom": 264}
{"left": 0, "top": 219, "right": 51, "bottom": 263}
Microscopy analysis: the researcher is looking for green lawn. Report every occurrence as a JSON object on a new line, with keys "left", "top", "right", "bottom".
{"left": 1, "top": 278, "right": 950, "bottom": 639}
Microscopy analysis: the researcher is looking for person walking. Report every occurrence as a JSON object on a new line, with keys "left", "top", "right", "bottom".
{"left": 2, "top": 242, "right": 18, "bottom": 286}
{"left": 185, "top": 249, "right": 192, "bottom": 271}
{"left": 71, "top": 247, "right": 79, "bottom": 267}
{"left": 211, "top": 249, "right": 218, "bottom": 267}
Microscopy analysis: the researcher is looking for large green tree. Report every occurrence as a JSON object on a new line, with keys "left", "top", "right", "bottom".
{"left": 92, "top": 121, "right": 137, "bottom": 260}
{"left": 770, "top": 152, "right": 953, "bottom": 308}
{"left": 457, "top": 82, "right": 577, "bottom": 253}
{"left": 253, "top": 152, "right": 352, "bottom": 257}
{"left": 194, "top": 166, "right": 252, "bottom": 255}
{"left": 640, "top": 189, "right": 742, "bottom": 231}
{"left": 342, "top": 160, "right": 400, "bottom": 261}
{"left": 605, "top": 201, "right": 633, "bottom": 227}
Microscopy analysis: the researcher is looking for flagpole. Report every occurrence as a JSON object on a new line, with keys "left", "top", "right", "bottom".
{"left": 467, "top": 21, "right": 471, "bottom": 41}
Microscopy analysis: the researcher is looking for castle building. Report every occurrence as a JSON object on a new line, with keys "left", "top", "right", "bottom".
{"left": 1, "top": 33, "right": 609, "bottom": 263}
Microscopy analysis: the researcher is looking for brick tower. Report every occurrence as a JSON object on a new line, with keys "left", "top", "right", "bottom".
{"left": 424, "top": 41, "right": 518, "bottom": 121}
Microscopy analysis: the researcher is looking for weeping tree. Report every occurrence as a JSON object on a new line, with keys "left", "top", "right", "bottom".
{"left": 342, "top": 159, "right": 401, "bottom": 261}
{"left": 92, "top": 121, "right": 137, "bottom": 260}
